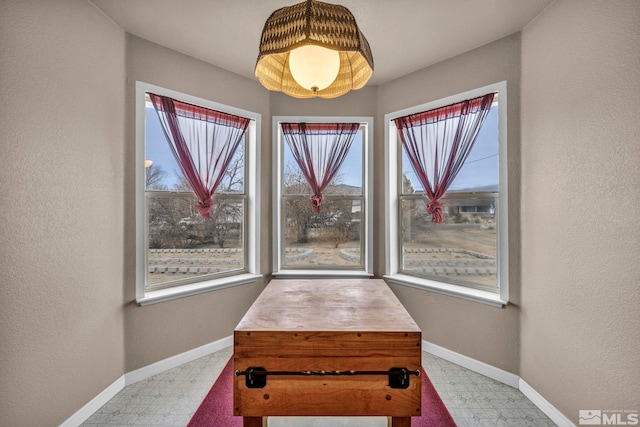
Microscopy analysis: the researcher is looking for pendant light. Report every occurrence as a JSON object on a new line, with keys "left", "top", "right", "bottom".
{"left": 255, "top": 0, "right": 374, "bottom": 99}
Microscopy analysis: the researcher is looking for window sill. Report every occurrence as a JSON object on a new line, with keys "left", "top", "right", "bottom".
{"left": 383, "top": 273, "right": 507, "bottom": 308}
{"left": 274, "top": 269, "right": 374, "bottom": 279}
{"left": 136, "top": 273, "right": 263, "bottom": 306}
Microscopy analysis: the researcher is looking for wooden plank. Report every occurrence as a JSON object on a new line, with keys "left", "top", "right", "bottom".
{"left": 242, "top": 417, "right": 263, "bottom": 427}
{"left": 235, "top": 331, "right": 422, "bottom": 358}
{"left": 235, "top": 279, "right": 420, "bottom": 333}
{"left": 234, "top": 375, "right": 421, "bottom": 417}
{"left": 234, "top": 279, "right": 422, "bottom": 419}
{"left": 234, "top": 355, "right": 421, "bottom": 372}
{"left": 391, "top": 417, "right": 411, "bottom": 427}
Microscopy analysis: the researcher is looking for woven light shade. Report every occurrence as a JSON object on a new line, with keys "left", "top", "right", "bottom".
{"left": 255, "top": 0, "right": 374, "bottom": 99}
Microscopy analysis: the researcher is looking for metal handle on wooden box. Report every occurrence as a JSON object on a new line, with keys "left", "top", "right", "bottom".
{"left": 235, "top": 367, "right": 420, "bottom": 389}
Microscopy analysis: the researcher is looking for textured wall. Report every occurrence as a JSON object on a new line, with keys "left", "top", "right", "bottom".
{"left": 520, "top": 0, "right": 640, "bottom": 422}
{"left": 0, "top": 1, "right": 126, "bottom": 426}
{"left": 3, "top": 1, "right": 639, "bottom": 425}
{"left": 270, "top": 88, "right": 378, "bottom": 118}
{"left": 377, "top": 34, "right": 522, "bottom": 374}
{"left": 123, "top": 35, "right": 271, "bottom": 371}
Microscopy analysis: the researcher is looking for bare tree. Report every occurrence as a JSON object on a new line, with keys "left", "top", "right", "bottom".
{"left": 218, "top": 151, "right": 244, "bottom": 193}
{"left": 282, "top": 159, "right": 361, "bottom": 248}
{"left": 147, "top": 154, "right": 245, "bottom": 249}
{"left": 401, "top": 173, "right": 420, "bottom": 241}
{"left": 206, "top": 154, "right": 244, "bottom": 247}
{"left": 319, "top": 198, "right": 358, "bottom": 248}
{"left": 283, "top": 161, "right": 313, "bottom": 244}
{"left": 146, "top": 164, "right": 168, "bottom": 190}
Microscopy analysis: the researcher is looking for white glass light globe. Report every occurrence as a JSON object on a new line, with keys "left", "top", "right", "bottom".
{"left": 288, "top": 45, "right": 340, "bottom": 92}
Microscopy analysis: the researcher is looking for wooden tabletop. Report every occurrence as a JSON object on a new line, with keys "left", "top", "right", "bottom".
{"left": 235, "top": 279, "right": 420, "bottom": 333}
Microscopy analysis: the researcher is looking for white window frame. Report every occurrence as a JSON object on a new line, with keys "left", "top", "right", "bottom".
{"left": 272, "top": 116, "right": 374, "bottom": 278}
{"left": 384, "top": 82, "right": 509, "bottom": 308}
{"left": 135, "top": 81, "right": 261, "bottom": 306}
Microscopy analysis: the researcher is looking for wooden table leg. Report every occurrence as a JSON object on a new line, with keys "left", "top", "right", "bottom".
{"left": 243, "top": 416, "right": 263, "bottom": 427}
{"left": 391, "top": 417, "right": 411, "bottom": 427}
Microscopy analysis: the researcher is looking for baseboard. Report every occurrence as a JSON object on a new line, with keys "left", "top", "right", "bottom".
{"left": 423, "top": 339, "right": 575, "bottom": 426}
{"left": 422, "top": 340, "right": 520, "bottom": 388}
{"left": 59, "top": 335, "right": 233, "bottom": 427}
{"left": 125, "top": 335, "right": 233, "bottom": 385}
{"left": 59, "top": 375, "right": 125, "bottom": 427}
{"left": 63, "top": 337, "right": 572, "bottom": 427}
{"left": 519, "top": 378, "right": 575, "bottom": 427}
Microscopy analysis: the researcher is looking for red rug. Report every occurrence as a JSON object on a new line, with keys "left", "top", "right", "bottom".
{"left": 188, "top": 358, "right": 456, "bottom": 426}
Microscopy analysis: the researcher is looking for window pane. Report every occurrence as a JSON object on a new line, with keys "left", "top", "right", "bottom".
{"left": 145, "top": 101, "right": 183, "bottom": 190}
{"left": 147, "top": 194, "right": 245, "bottom": 289}
{"left": 401, "top": 104, "right": 499, "bottom": 194}
{"left": 144, "top": 96, "right": 246, "bottom": 194}
{"left": 217, "top": 138, "right": 244, "bottom": 194}
{"left": 401, "top": 150, "right": 424, "bottom": 193}
{"left": 400, "top": 196, "right": 497, "bottom": 291}
{"left": 282, "top": 158, "right": 312, "bottom": 195}
{"left": 282, "top": 198, "right": 362, "bottom": 268}
{"left": 282, "top": 129, "right": 363, "bottom": 196}
{"left": 448, "top": 105, "right": 498, "bottom": 191}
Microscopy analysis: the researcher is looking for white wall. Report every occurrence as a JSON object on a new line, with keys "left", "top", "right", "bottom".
{"left": 0, "top": 1, "right": 126, "bottom": 425}
{"left": 521, "top": 0, "right": 640, "bottom": 422}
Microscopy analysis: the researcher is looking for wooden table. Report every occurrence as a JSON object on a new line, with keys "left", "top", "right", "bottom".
{"left": 233, "top": 279, "right": 422, "bottom": 427}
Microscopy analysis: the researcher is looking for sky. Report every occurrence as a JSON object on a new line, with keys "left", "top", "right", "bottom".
{"left": 402, "top": 106, "right": 499, "bottom": 192}
{"left": 282, "top": 129, "right": 363, "bottom": 189}
{"left": 146, "top": 106, "right": 183, "bottom": 188}
{"left": 146, "top": 105, "right": 498, "bottom": 192}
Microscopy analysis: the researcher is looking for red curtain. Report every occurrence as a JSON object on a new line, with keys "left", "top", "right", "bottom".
{"left": 282, "top": 123, "right": 360, "bottom": 213}
{"left": 394, "top": 93, "right": 495, "bottom": 223}
{"left": 149, "top": 93, "right": 250, "bottom": 219}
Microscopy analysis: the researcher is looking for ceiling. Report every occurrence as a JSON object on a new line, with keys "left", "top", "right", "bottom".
{"left": 90, "top": 0, "right": 554, "bottom": 86}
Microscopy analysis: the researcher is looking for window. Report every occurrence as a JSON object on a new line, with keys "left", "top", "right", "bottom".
{"left": 384, "top": 82, "right": 508, "bottom": 307}
{"left": 273, "top": 116, "right": 373, "bottom": 277}
{"left": 136, "top": 82, "right": 261, "bottom": 305}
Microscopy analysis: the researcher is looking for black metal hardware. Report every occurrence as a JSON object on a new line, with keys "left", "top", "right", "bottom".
{"left": 235, "top": 367, "right": 420, "bottom": 389}
{"left": 388, "top": 367, "right": 411, "bottom": 389}
{"left": 242, "top": 367, "right": 267, "bottom": 388}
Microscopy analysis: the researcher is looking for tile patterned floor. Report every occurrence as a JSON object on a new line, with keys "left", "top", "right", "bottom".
{"left": 81, "top": 347, "right": 556, "bottom": 427}
{"left": 421, "top": 352, "right": 556, "bottom": 427}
